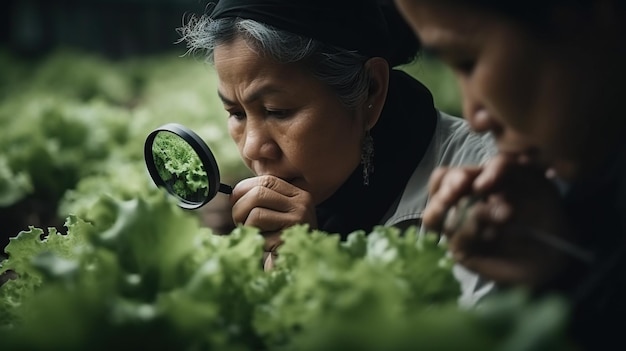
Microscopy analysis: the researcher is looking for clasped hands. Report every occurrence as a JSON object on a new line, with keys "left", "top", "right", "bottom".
{"left": 230, "top": 175, "right": 317, "bottom": 271}
{"left": 423, "top": 153, "right": 582, "bottom": 289}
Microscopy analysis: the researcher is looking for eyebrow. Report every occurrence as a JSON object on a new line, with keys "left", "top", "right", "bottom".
{"left": 421, "top": 40, "right": 472, "bottom": 61}
{"left": 217, "top": 85, "right": 285, "bottom": 106}
{"left": 420, "top": 34, "right": 462, "bottom": 57}
{"left": 419, "top": 22, "right": 482, "bottom": 58}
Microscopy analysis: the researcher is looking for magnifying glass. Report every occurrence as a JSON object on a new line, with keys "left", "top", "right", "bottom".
{"left": 144, "top": 123, "right": 233, "bottom": 209}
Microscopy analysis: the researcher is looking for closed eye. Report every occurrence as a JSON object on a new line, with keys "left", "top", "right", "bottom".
{"left": 266, "top": 109, "right": 291, "bottom": 119}
{"left": 227, "top": 110, "right": 246, "bottom": 120}
{"left": 452, "top": 59, "right": 476, "bottom": 75}
{"left": 423, "top": 46, "right": 476, "bottom": 76}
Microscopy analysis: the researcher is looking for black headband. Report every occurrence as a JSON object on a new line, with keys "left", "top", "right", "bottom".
{"left": 210, "top": 0, "right": 391, "bottom": 60}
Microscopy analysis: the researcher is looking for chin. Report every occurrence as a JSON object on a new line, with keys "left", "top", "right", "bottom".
{"left": 289, "top": 178, "right": 311, "bottom": 193}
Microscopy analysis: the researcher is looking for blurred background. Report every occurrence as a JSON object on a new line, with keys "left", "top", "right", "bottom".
{"left": 2, "top": 0, "right": 208, "bottom": 58}
{"left": 0, "top": 0, "right": 461, "bottom": 253}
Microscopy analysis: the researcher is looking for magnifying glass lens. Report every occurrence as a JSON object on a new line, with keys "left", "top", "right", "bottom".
{"left": 144, "top": 123, "right": 232, "bottom": 210}
{"left": 151, "top": 131, "right": 210, "bottom": 203}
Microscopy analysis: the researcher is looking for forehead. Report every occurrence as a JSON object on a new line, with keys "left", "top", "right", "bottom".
{"left": 213, "top": 36, "right": 308, "bottom": 83}
{"left": 213, "top": 36, "right": 336, "bottom": 102}
{"left": 396, "top": 1, "right": 497, "bottom": 48}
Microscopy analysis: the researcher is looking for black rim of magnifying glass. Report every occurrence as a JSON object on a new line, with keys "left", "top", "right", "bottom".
{"left": 144, "top": 123, "right": 232, "bottom": 210}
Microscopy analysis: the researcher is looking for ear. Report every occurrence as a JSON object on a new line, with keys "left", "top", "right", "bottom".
{"left": 362, "top": 57, "right": 389, "bottom": 130}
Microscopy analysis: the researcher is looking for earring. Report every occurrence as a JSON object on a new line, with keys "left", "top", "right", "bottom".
{"left": 361, "top": 130, "right": 374, "bottom": 186}
{"left": 367, "top": 104, "right": 373, "bottom": 109}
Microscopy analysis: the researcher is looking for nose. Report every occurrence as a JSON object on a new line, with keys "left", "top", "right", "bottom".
{"left": 241, "top": 121, "right": 280, "bottom": 161}
{"left": 466, "top": 108, "right": 498, "bottom": 134}
{"left": 460, "top": 88, "right": 501, "bottom": 135}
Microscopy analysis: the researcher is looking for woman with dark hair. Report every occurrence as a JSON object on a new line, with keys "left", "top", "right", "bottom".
{"left": 394, "top": 0, "right": 626, "bottom": 348}
{"left": 179, "top": 0, "right": 495, "bottom": 269}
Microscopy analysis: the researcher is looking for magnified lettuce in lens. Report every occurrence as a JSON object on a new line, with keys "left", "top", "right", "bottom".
{"left": 151, "top": 131, "right": 209, "bottom": 203}
{"left": 144, "top": 123, "right": 232, "bottom": 210}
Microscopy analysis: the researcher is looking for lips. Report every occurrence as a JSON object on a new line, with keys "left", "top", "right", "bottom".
{"left": 496, "top": 145, "right": 541, "bottom": 163}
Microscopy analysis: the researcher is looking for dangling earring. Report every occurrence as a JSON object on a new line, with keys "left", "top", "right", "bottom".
{"left": 361, "top": 130, "right": 374, "bottom": 186}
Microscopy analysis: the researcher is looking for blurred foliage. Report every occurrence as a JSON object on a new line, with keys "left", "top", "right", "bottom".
{"left": 401, "top": 54, "right": 463, "bottom": 117}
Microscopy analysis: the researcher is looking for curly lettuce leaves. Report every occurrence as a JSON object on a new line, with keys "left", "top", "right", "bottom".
{"left": 253, "top": 226, "right": 461, "bottom": 350}
{"left": 0, "top": 189, "right": 571, "bottom": 351}
{"left": 0, "top": 216, "right": 93, "bottom": 328}
{"left": 0, "top": 190, "right": 264, "bottom": 350}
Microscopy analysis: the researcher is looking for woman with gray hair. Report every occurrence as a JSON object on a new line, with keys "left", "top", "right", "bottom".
{"left": 179, "top": 0, "right": 495, "bottom": 269}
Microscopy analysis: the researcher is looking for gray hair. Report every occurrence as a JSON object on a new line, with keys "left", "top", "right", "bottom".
{"left": 178, "top": 16, "right": 372, "bottom": 109}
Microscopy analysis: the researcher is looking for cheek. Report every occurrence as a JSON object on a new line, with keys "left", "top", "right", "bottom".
{"left": 471, "top": 29, "right": 546, "bottom": 136}
{"left": 478, "top": 56, "right": 541, "bottom": 135}
{"left": 228, "top": 120, "right": 246, "bottom": 152}
{"left": 532, "top": 75, "right": 589, "bottom": 158}
{"left": 480, "top": 59, "right": 582, "bottom": 162}
{"left": 287, "top": 114, "right": 363, "bottom": 197}
{"left": 291, "top": 120, "right": 361, "bottom": 168}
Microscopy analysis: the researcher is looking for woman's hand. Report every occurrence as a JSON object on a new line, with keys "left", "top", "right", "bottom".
{"left": 230, "top": 175, "right": 318, "bottom": 253}
{"left": 424, "top": 154, "right": 579, "bottom": 288}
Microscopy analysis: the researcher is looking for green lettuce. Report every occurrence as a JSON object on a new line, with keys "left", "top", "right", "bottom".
{"left": 0, "top": 189, "right": 571, "bottom": 351}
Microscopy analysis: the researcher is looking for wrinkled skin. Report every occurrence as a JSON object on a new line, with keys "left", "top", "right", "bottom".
{"left": 395, "top": 0, "right": 626, "bottom": 288}
{"left": 213, "top": 36, "right": 388, "bottom": 259}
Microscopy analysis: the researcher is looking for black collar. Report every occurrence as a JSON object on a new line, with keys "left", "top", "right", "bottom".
{"left": 316, "top": 70, "right": 438, "bottom": 239}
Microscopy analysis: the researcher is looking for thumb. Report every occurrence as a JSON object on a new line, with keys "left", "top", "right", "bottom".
{"left": 263, "top": 251, "right": 275, "bottom": 271}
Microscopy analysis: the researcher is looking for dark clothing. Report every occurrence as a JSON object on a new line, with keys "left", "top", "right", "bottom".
{"left": 315, "top": 70, "right": 437, "bottom": 239}
{"left": 559, "top": 149, "right": 626, "bottom": 350}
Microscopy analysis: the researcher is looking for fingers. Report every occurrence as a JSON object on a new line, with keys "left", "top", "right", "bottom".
{"left": 444, "top": 194, "right": 512, "bottom": 260}
{"left": 230, "top": 175, "right": 316, "bottom": 251}
{"left": 472, "top": 153, "right": 517, "bottom": 192}
{"left": 262, "top": 248, "right": 280, "bottom": 271}
{"left": 422, "top": 166, "right": 482, "bottom": 232}
{"left": 231, "top": 175, "right": 314, "bottom": 225}
{"left": 443, "top": 194, "right": 567, "bottom": 286}
{"left": 427, "top": 166, "right": 450, "bottom": 195}
{"left": 473, "top": 153, "right": 550, "bottom": 194}
{"left": 434, "top": 155, "right": 573, "bottom": 288}
{"left": 231, "top": 183, "right": 294, "bottom": 223}
{"left": 263, "top": 251, "right": 275, "bottom": 271}
{"left": 261, "top": 231, "right": 283, "bottom": 253}
{"left": 233, "top": 200, "right": 294, "bottom": 249}
{"left": 231, "top": 175, "right": 300, "bottom": 204}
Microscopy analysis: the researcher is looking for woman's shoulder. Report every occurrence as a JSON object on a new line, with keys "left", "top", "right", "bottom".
{"left": 382, "top": 111, "right": 497, "bottom": 227}
{"left": 433, "top": 111, "right": 497, "bottom": 166}
{"left": 382, "top": 111, "right": 495, "bottom": 227}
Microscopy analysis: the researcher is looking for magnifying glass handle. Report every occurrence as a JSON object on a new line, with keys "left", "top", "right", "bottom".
{"left": 219, "top": 183, "right": 233, "bottom": 195}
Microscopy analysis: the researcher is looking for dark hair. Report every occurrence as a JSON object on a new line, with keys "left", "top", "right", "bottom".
{"left": 426, "top": 0, "right": 602, "bottom": 27}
